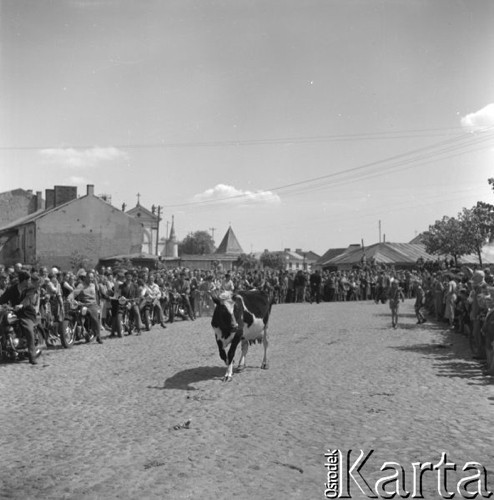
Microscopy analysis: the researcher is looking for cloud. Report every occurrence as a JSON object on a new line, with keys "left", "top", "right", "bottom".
{"left": 461, "top": 103, "right": 494, "bottom": 132}
{"left": 67, "top": 176, "right": 88, "bottom": 184}
{"left": 39, "top": 147, "right": 128, "bottom": 168}
{"left": 192, "top": 184, "right": 281, "bottom": 205}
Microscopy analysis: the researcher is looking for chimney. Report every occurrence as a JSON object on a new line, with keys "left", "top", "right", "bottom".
{"left": 87, "top": 184, "right": 95, "bottom": 196}
{"left": 295, "top": 248, "right": 302, "bottom": 253}
{"left": 45, "top": 189, "right": 55, "bottom": 210}
{"left": 122, "top": 202, "right": 127, "bottom": 212}
{"left": 36, "top": 191, "right": 44, "bottom": 211}
{"left": 54, "top": 185, "right": 77, "bottom": 206}
{"left": 284, "top": 248, "right": 290, "bottom": 252}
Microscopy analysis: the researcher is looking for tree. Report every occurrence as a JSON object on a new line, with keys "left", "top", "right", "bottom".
{"left": 69, "top": 250, "right": 91, "bottom": 271}
{"left": 260, "top": 251, "right": 286, "bottom": 270}
{"left": 178, "top": 230, "right": 216, "bottom": 256}
{"left": 421, "top": 216, "right": 470, "bottom": 267}
{"left": 235, "top": 253, "right": 258, "bottom": 271}
{"left": 459, "top": 204, "right": 494, "bottom": 267}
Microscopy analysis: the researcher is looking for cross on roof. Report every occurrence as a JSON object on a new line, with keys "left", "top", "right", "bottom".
{"left": 136, "top": 192, "right": 141, "bottom": 205}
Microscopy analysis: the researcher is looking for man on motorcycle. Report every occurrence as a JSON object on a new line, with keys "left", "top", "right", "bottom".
{"left": 146, "top": 274, "right": 167, "bottom": 329}
{"left": 71, "top": 270, "right": 103, "bottom": 344}
{"left": 0, "top": 270, "right": 41, "bottom": 364}
{"left": 119, "top": 271, "right": 144, "bottom": 334}
{"left": 173, "top": 271, "right": 195, "bottom": 321}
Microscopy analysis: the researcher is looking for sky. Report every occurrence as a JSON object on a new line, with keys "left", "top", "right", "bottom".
{"left": 1, "top": 0, "right": 494, "bottom": 256}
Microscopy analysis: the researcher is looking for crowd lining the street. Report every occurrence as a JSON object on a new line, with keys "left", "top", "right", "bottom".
{"left": 1, "top": 256, "right": 493, "bottom": 364}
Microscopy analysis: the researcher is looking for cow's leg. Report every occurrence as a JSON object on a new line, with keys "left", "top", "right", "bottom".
{"left": 223, "top": 336, "right": 241, "bottom": 382}
{"left": 237, "top": 339, "right": 249, "bottom": 371}
{"left": 216, "top": 339, "right": 227, "bottom": 365}
{"left": 261, "top": 326, "right": 269, "bottom": 370}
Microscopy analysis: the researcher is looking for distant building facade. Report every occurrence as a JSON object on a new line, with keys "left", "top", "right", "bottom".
{"left": 125, "top": 200, "right": 161, "bottom": 256}
{"left": 0, "top": 185, "right": 144, "bottom": 269}
{"left": 0, "top": 189, "right": 44, "bottom": 229}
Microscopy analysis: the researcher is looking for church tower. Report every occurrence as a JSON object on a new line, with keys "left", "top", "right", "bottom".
{"left": 163, "top": 215, "right": 178, "bottom": 258}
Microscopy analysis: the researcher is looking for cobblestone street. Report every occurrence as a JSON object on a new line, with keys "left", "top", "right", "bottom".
{"left": 2, "top": 299, "right": 494, "bottom": 499}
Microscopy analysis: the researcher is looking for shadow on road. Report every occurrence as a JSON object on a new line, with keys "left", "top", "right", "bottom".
{"left": 149, "top": 365, "right": 225, "bottom": 391}
{"left": 389, "top": 325, "right": 494, "bottom": 387}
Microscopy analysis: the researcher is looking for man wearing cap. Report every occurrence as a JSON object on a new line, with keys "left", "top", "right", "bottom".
{"left": 72, "top": 270, "right": 103, "bottom": 344}
{"left": 118, "top": 271, "right": 144, "bottom": 334}
{"left": 0, "top": 271, "right": 41, "bottom": 364}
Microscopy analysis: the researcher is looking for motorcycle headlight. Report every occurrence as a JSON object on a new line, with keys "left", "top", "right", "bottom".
{"left": 81, "top": 306, "right": 88, "bottom": 316}
{"left": 118, "top": 296, "right": 127, "bottom": 305}
{"left": 7, "top": 312, "right": 17, "bottom": 324}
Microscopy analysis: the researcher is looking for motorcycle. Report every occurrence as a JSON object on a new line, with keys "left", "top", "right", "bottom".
{"left": 140, "top": 297, "right": 154, "bottom": 331}
{"left": 40, "top": 293, "right": 73, "bottom": 349}
{"left": 168, "top": 291, "right": 188, "bottom": 323}
{"left": 0, "top": 306, "right": 43, "bottom": 363}
{"left": 61, "top": 301, "right": 95, "bottom": 344}
{"left": 111, "top": 296, "right": 141, "bottom": 335}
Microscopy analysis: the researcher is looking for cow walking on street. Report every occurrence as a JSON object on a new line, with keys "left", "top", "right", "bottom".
{"left": 211, "top": 290, "right": 271, "bottom": 382}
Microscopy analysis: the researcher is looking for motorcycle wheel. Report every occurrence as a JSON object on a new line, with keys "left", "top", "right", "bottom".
{"left": 85, "top": 329, "right": 95, "bottom": 343}
{"left": 143, "top": 310, "right": 151, "bottom": 331}
{"left": 60, "top": 320, "right": 75, "bottom": 348}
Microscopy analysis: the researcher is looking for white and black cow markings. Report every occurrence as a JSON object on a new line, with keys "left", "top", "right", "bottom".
{"left": 211, "top": 290, "right": 272, "bottom": 382}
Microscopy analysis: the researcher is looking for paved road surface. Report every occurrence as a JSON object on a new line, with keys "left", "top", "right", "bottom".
{"left": 1, "top": 299, "right": 494, "bottom": 499}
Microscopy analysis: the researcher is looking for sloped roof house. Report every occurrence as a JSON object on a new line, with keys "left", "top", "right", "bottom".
{"left": 0, "top": 185, "right": 144, "bottom": 269}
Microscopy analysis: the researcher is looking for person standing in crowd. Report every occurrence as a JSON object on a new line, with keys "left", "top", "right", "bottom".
{"left": 326, "top": 272, "right": 336, "bottom": 302}
{"left": 294, "top": 270, "right": 307, "bottom": 303}
{"left": 309, "top": 270, "right": 322, "bottom": 304}
{"left": 468, "top": 270, "right": 486, "bottom": 358}
{"left": 97, "top": 272, "right": 113, "bottom": 331}
{"left": 221, "top": 272, "right": 235, "bottom": 293}
{"left": 72, "top": 270, "right": 103, "bottom": 344}
{"left": 433, "top": 273, "right": 444, "bottom": 322}
{"left": 413, "top": 280, "right": 426, "bottom": 324}
{"left": 388, "top": 279, "right": 405, "bottom": 329}
{"left": 0, "top": 271, "right": 42, "bottom": 364}
{"left": 444, "top": 274, "right": 458, "bottom": 329}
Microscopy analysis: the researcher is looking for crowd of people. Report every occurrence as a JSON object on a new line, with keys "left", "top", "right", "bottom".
{"left": 1, "top": 258, "right": 493, "bottom": 365}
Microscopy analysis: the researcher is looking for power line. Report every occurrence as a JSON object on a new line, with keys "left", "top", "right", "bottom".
{"left": 0, "top": 126, "right": 469, "bottom": 151}
{"left": 160, "top": 129, "right": 494, "bottom": 208}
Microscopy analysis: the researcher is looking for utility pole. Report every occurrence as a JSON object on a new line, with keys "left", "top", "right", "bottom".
{"left": 209, "top": 227, "right": 216, "bottom": 241}
{"left": 155, "top": 205, "right": 162, "bottom": 256}
{"left": 166, "top": 221, "right": 170, "bottom": 240}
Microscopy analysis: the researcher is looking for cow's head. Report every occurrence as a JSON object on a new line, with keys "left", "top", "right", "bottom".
{"left": 211, "top": 291, "right": 243, "bottom": 334}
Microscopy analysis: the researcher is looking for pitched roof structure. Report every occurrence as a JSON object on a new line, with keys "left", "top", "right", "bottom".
{"left": 327, "top": 242, "right": 434, "bottom": 267}
{"left": 215, "top": 226, "right": 244, "bottom": 255}
{"left": 317, "top": 245, "right": 358, "bottom": 266}
{"left": 321, "top": 241, "right": 494, "bottom": 268}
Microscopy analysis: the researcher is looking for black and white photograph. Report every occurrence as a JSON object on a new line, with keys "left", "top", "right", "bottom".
{"left": 1, "top": 1, "right": 494, "bottom": 498}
